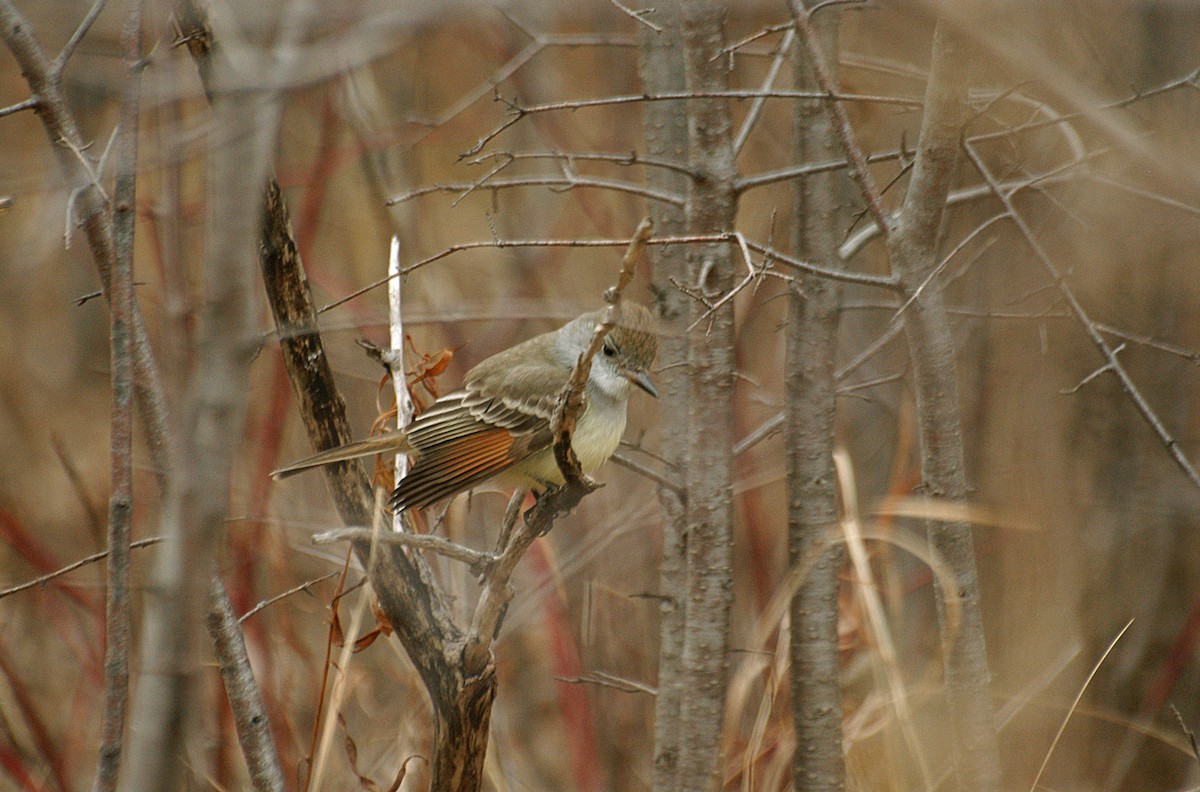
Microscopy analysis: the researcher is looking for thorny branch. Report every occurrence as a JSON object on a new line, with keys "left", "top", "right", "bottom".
{"left": 388, "top": 174, "right": 683, "bottom": 208}
{"left": 963, "top": 140, "right": 1200, "bottom": 490}
{"left": 463, "top": 87, "right": 923, "bottom": 158}
{"left": 0, "top": 538, "right": 163, "bottom": 600}
{"left": 318, "top": 232, "right": 895, "bottom": 315}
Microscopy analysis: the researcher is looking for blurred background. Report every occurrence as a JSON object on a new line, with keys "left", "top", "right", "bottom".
{"left": 3, "top": 1, "right": 1200, "bottom": 789}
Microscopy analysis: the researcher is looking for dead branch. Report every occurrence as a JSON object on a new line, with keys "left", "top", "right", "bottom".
{"left": 963, "top": 141, "right": 1200, "bottom": 490}
{"left": 463, "top": 87, "right": 922, "bottom": 158}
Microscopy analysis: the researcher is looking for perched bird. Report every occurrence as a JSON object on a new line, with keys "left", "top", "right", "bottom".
{"left": 272, "top": 303, "right": 658, "bottom": 513}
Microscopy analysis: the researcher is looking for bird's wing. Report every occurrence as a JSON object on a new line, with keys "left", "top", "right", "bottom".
{"left": 390, "top": 364, "right": 567, "bottom": 512}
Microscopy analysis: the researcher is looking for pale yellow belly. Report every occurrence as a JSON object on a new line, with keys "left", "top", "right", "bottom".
{"left": 506, "top": 402, "right": 627, "bottom": 487}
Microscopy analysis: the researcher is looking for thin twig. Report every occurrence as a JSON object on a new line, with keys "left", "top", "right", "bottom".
{"left": 887, "top": 213, "right": 1007, "bottom": 326}
{"left": 50, "top": 433, "right": 105, "bottom": 540}
{"left": 963, "top": 140, "right": 1200, "bottom": 490}
{"left": 608, "top": 0, "right": 662, "bottom": 32}
{"left": 719, "top": 22, "right": 791, "bottom": 58}
{"left": 0, "top": 538, "right": 163, "bottom": 600}
{"left": 51, "top": 0, "right": 109, "bottom": 77}
{"left": 733, "top": 28, "right": 795, "bottom": 155}
{"left": 467, "top": 148, "right": 697, "bottom": 178}
{"left": 686, "top": 232, "right": 760, "bottom": 330}
{"left": 0, "top": 96, "right": 36, "bottom": 117}
{"left": 316, "top": 232, "right": 895, "bottom": 315}
{"left": 556, "top": 672, "right": 656, "bottom": 695}
{"left": 1088, "top": 171, "right": 1200, "bottom": 218}
{"left": 464, "top": 88, "right": 922, "bottom": 158}
{"left": 387, "top": 234, "right": 415, "bottom": 534}
{"left": 1059, "top": 345, "right": 1125, "bottom": 395}
{"left": 610, "top": 451, "right": 681, "bottom": 494}
{"left": 387, "top": 174, "right": 683, "bottom": 207}
{"left": 1170, "top": 705, "right": 1200, "bottom": 764}
{"left": 238, "top": 571, "right": 341, "bottom": 624}
{"left": 313, "top": 528, "right": 496, "bottom": 570}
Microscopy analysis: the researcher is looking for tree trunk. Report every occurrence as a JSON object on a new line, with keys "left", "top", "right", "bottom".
{"left": 787, "top": 6, "right": 849, "bottom": 791}
{"left": 639, "top": 7, "right": 691, "bottom": 790}
{"left": 675, "top": 2, "right": 738, "bottom": 789}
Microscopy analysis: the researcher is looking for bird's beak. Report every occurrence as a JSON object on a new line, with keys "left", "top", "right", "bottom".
{"left": 627, "top": 370, "right": 659, "bottom": 398}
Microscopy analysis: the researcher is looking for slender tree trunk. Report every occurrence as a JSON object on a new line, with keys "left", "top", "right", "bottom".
{"left": 676, "top": 3, "right": 737, "bottom": 789}
{"left": 887, "top": 20, "right": 1004, "bottom": 792}
{"left": 125, "top": 54, "right": 278, "bottom": 790}
{"left": 787, "top": 6, "right": 849, "bottom": 791}
{"left": 92, "top": 4, "right": 141, "bottom": 790}
{"left": 639, "top": 8, "right": 690, "bottom": 791}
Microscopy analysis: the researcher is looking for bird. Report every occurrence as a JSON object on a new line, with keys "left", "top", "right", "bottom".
{"left": 272, "top": 303, "right": 658, "bottom": 513}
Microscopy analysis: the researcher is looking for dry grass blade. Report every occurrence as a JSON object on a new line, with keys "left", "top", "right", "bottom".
{"left": 835, "top": 449, "right": 934, "bottom": 789}
{"left": 1029, "top": 619, "right": 1135, "bottom": 791}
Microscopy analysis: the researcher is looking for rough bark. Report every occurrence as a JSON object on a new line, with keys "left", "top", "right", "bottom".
{"left": 92, "top": 3, "right": 141, "bottom": 790}
{"left": 258, "top": 180, "right": 496, "bottom": 790}
{"left": 887, "top": 21, "right": 1004, "bottom": 792}
{"left": 676, "top": 3, "right": 738, "bottom": 789}
{"left": 787, "top": 6, "right": 848, "bottom": 790}
{"left": 206, "top": 577, "right": 286, "bottom": 792}
{"left": 638, "top": 7, "right": 690, "bottom": 790}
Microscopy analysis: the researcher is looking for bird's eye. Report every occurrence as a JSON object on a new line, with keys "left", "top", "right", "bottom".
{"left": 602, "top": 344, "right": 616, "bottom": 357}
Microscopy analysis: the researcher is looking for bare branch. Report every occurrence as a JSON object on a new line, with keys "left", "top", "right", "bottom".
{"left": 316, "top": 232, "right": 896, "bottom": 316}
{"left": 387, "top": 174, "right": 684, "bottom": 207}
{"left": 0, "top": 538, "right": 162, "bottom": 600}
{"left": 552, "top": 218, "right": 654, "bottom": 481}
{"left": 557, "top": 672, "right": 656, "bottom": 695}
{"left": 609, "top": 451, "right": 682, "bottom": 494}
{"left": 719, "top": 22, "right": 791, "bottom": 58}
{"left": 314, "top": 528, "right": 495, "bottom": 570}
{"left": 468, "top": 148, "right": 697, "bottom": 178}
{"left": 51, "top": 0, "right": 109, "bottom": 77}
{"left": 238, "top": 572, "right": 341, "bottom": 624}
{"left": 886, "top": 18, "right": 1003, "bottom": 789}
{"left": 964, "top": 140, "right": 1200, "bottom": 490}
{"left": 609, "top": 0, "right": 662, "bottom": 32}
{"left": 0, "top": 97, "right": 36, "bottom": 118}
{"left": 464, "top": 88, "right": 922, "bottom": 158}
{"left": 733, "top": 27, "right": 794, "bottom": 155}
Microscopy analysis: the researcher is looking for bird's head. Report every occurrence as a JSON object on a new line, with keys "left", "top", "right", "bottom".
{"left": 561, "top": 303, "right": 659, "bottom": 400}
